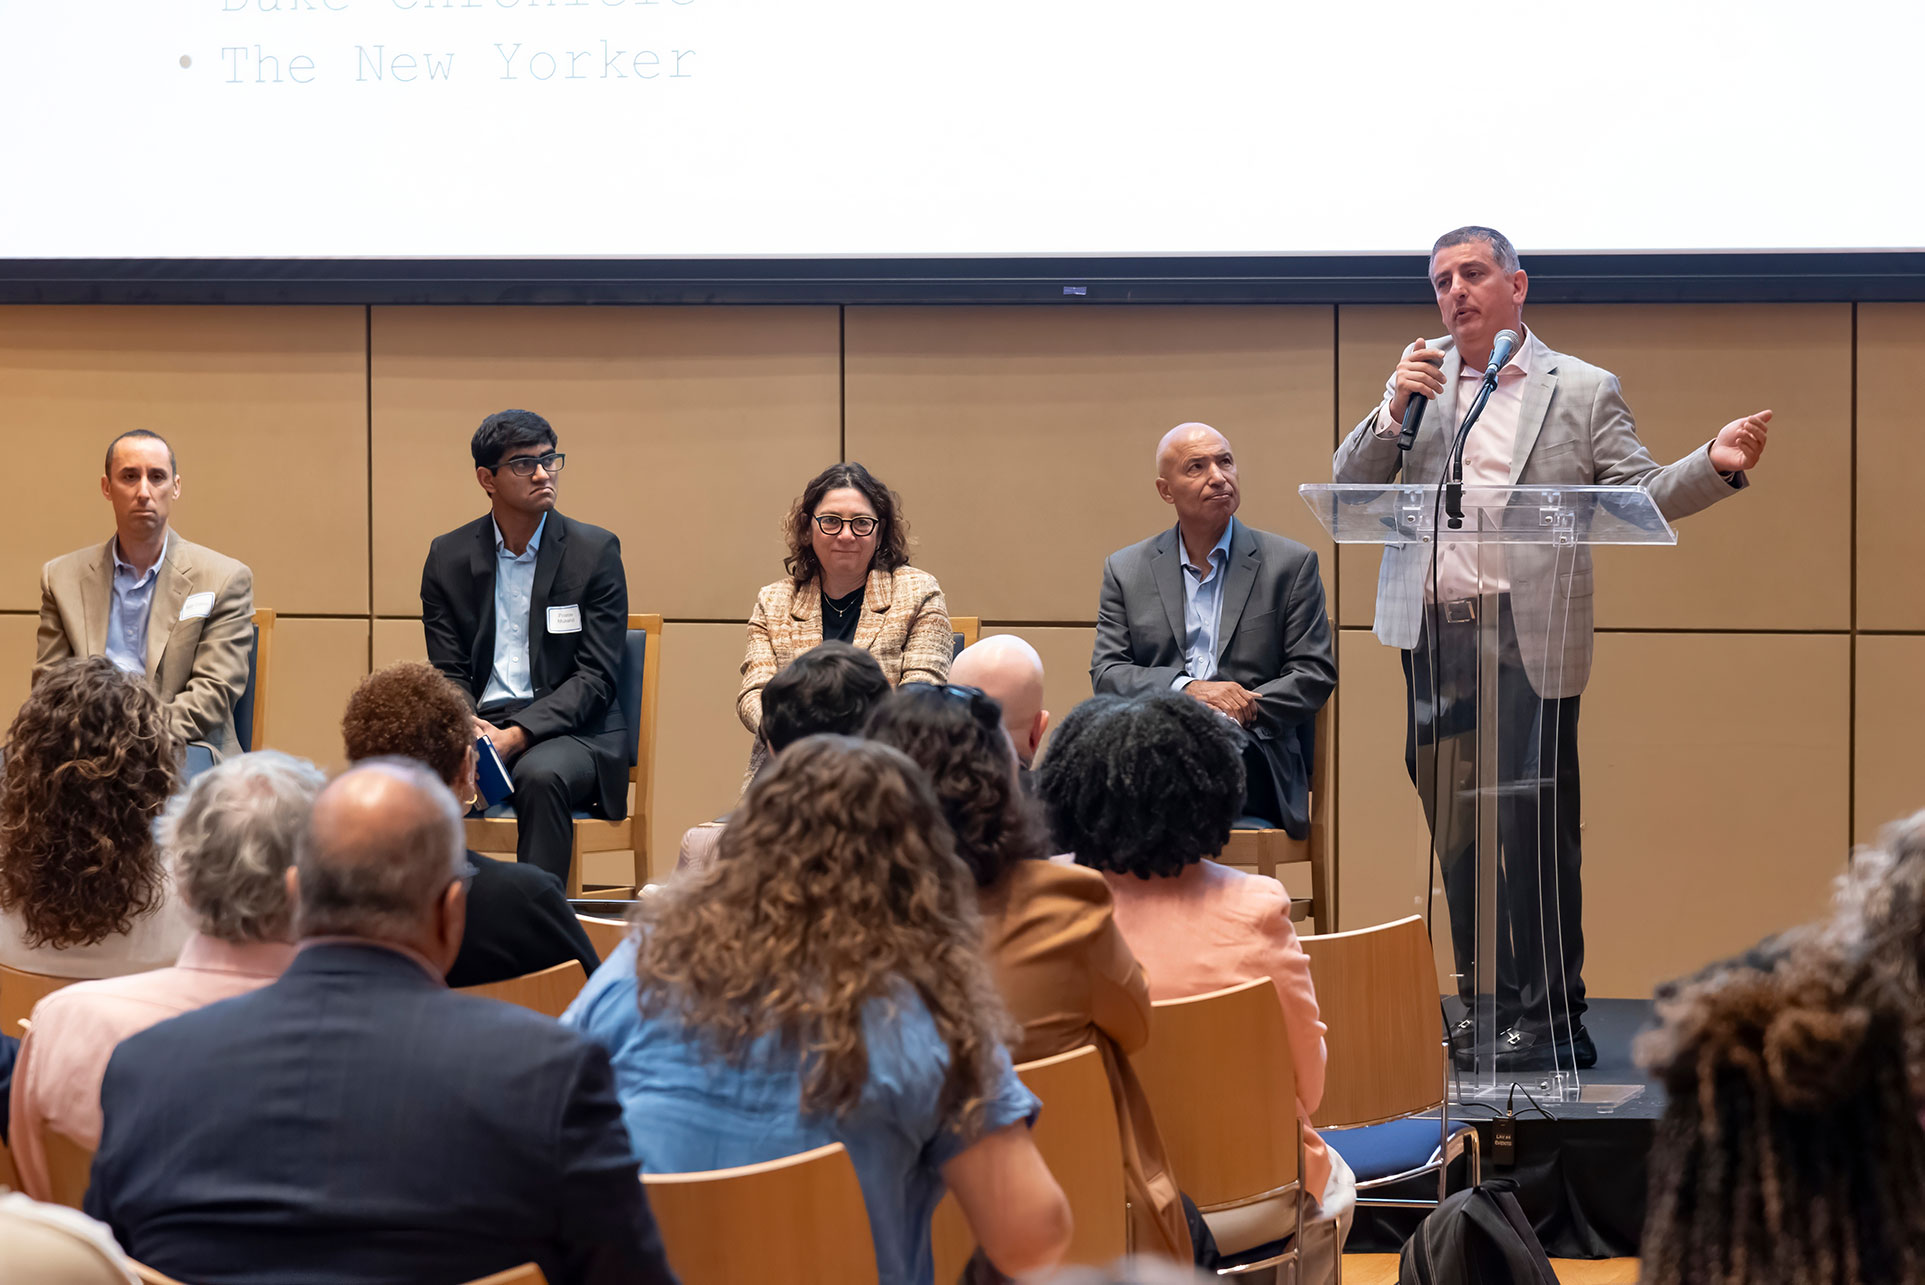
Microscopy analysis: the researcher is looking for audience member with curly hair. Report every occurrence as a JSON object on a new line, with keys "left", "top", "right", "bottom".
{"left": 0, "top": 657, "right": 190, "bottom": 979}
{"left": 9, "top": 749, "right": 324, "bottom": 1199}
{"left": 1037, "top": 691, "right": 1351, "bottom": 1280}
{"left": 866, "top": 683, "right": 1194, "bottom": 1263}
{"left": 1636, "top": 928, "right": 1925, "bottom": 1285}
{"left": 340, "top": 662, "right": 599, "bottom": 988}
{"left": 564, "top": 735, "right": 1072, "bottom": 1285}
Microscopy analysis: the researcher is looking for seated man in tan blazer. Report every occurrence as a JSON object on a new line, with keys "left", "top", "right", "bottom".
{"left": 36, "top": 430, "right": 254, "bottom": 773}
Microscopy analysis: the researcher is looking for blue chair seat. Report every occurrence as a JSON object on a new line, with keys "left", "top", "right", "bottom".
{"left": 475, "top": 801, "right": 609, "bottom": 822}
{"left": 1323, "top": 1117, "right": 1470, "bottom": 1185}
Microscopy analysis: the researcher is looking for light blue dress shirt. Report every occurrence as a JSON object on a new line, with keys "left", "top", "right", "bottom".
{"left": 104, "top": 534, "right": 169, "bottom": 676}
{"left": 480, "top": 513, "right": 546, "bottom": 709}
{"left": 1172, "top": 518, "right": 1236, "bottom": 689}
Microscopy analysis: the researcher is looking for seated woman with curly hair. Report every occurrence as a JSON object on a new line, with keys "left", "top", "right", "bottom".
{"left": 339, "top": 662, "right": 599, "bottom": 989}
{"left": 0, "top": 657, "right": 191, "bottom": 979}
{"left": 1636, "top": 928, "right": 1925, "bottom": 1285}
{"left": 563, "top": 736, "right": 1071, "bottom": 1285}
{"left": 1036, "top": 691, "right": 1351, "bottom": 1281}
{"left": 866, "top": 682, "right": 1194, "bottom": 1264}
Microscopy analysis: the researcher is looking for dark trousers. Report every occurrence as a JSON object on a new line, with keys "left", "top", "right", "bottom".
{"left": 1401, "top": 597, "right": 1586, "bottom": 1036}
{"left": 480, "top": 702, "right": 600, "bottom": 888}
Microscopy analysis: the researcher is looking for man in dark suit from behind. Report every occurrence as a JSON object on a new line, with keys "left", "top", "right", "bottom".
{"left": 1091, "top": 423, "right": 1335, "bottom": 837}
{"left": 421, "top": 409, "right": 629, "bottom": 886}
{"left": 85, "top": 760, "right": 679, "bottom": 1285}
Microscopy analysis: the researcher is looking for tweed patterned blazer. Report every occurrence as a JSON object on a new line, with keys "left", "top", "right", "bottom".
{"left": 736, "top": 564, "right": 951, "bottom": 733}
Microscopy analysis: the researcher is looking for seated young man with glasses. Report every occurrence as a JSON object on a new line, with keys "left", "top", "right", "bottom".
{"left": 419, "top": 409, "right": 630, "bottom": 889}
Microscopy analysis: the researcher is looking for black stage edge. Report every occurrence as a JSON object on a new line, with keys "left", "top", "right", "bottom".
{"left": 1348, "top": 997, "right": 1659, "bottom": 1259}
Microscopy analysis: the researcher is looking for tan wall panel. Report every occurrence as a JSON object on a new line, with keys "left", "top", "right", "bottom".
{"left": 1332, "top": 628, "right": 1435, "bottom": 932}
{"left": 1854, "top": 635, "right": 1925, "bottom": 844}
{"left": 845, "top": 307, "right": 1336, "bottom": 623}
{"left": 981, "top": 625, "right": 1097, "bottom": 769}
{"left": 1858, "top": 305, "right": 1925, "bottom": 629}
{"left": 0, "top": 307, "right": 369, "bottom": 615}
{"left": 262, "top": 617, "right": 371, "bottom": 773}
{"left": 368, "top": 308, "right": 840, "bottom": 619}
{"left": 1582, "top": 633, "right": 1848, "bottom": 994}
{"left": 0, "top": 615, "right": 37, "bottom": 736}
{"left": 652, "top": 622, "right": 755, "bottom": 881}
{"left": 370, "top": 617, "right": 428, "bottom": 671}
{"left": 1333, "top": 304, "right": 1851, "bottom": 631}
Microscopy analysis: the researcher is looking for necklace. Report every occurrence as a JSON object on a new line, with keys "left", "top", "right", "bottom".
{"left": 823, "top": 585, "right": 862, "bottom": 619}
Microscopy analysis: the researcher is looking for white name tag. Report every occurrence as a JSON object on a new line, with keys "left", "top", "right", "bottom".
{"left": 546, "top": 604, "right": 583, "bottom": 634}
{"left": 179, "top": 592, "right": 215, "bottom": 621}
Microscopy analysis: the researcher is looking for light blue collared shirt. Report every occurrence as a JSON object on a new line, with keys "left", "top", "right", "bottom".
{"left": 1172, "top": 518, "right": 1236, "bottom": 689}
{"left": 480, "top": 513, "right": 546, "bottom": 709}
{"left": 105, "top": 533, "right": 169, "bottom": 676}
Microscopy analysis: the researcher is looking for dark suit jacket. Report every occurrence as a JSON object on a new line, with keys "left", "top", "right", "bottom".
{"left": 86, "top": 942, "right": 678, "bottom": 1285}
{"left": 447, "top": 850, "right": 602, "bottom": 989}
{"left": 421, "top": 511, "right": 630, "bottom": 821}
{"left": 1091, "top": 519, "right": 1335, "bottom": 837}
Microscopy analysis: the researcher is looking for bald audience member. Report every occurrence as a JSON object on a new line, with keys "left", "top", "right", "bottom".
{"left": 950, "top": 634, "right": 1050, "bottom": 777}
{"left": 85, "top": 760, "right": 679, "bottom": 1285}
{"left": 1091, "top": 423, "right": 1334, "bottom": 836}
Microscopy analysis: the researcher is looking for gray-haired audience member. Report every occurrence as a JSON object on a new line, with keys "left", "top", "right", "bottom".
{"left": 676, "top": 640, "right": 891, "bottom": 874}
{"left": 85, "top": 760, "right": 679, "bottom": 1285}
{"left": 9, "top": 751, "right": 324, "bottom": 1201}
{"left": 949, "top": 634, "right": 1051, "bottom": 774}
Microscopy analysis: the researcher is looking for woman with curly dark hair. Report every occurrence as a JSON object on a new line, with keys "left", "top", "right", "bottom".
{"left": 867, "top": 682, "right": 1195, "bottom": 1263}
{"left": 1037, "top": 691, "right": 1351, "bottom": 1281}
{"left": 1636, "top": 929, "right": 1925, "bottom": 1285}
{"left": 562, "top": 735, "right": 1071, "bottom": 1285}
{"left": 0, "top": 657, "right": 190, "bottom": 978}
{"left": 735, "top": 462, "right": 951, "bottom": 749}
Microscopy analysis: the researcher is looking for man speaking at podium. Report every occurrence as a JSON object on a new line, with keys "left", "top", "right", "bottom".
{"left": 1332, "top": 226, "right": 1772, "bottom": 1071}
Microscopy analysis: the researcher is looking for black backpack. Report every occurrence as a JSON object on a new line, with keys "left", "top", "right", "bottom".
{"left": 1399, "top": 1180, "right": 1560, "bottom": 1285}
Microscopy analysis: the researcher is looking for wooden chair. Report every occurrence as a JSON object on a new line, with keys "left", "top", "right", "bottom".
{"left": 455, "top": 960, "right": 587, "bottom": 1018}
{"left": 929, "top": 1043, "right": 1129, "bottom": 1282}
{"left": 1131, "top": 977, "right": 1318, "bottom": 1276}
{"left": 466, "top": 613, "right": 664, "bottom": 897}
{"left": 41, "top": 1128, "right": 94, "bottom": 1210}
{"left": 233, "top": 607, "right": 275, "bottom": 753}
{"left": 575, "top": 913, "right": 629, "bottom": 961}
{"left": 464, "top": 1266, "right": 549, "bottom": 1285}
{"left": 1222, "top": 694, "right": 1334, "bottom": 932}
{"left": 130, "top": 1264, "right": 191, "bottom": 1285}
{"left": 0, "top": 962, "right": 75, "bottom": 1036}
{"left": 950, "top": 616, "right": 980, "bottom": 659}
{"left": 1299, "top": 915, "right": 1479, "bottom": 1208}
{"left": 0, "top": 1135, "right": 19, "bottom": 1192}
{"left": 642, "top": 1141, "right": 878, "bottom": 1285}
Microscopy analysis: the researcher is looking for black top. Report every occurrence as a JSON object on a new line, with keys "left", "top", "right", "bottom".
{"left": 446, "top": 850, "right": 602, "bottom": 990}
{"left": 820, "top": 583, "right": 865, "bottom": 645}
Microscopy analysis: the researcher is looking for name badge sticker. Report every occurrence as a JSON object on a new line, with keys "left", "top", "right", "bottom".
{"left": 546, "top": 604, "right": 583, "bottom": 634}
{"left": 179, "top": 592, "right": 215, "bottom": 621}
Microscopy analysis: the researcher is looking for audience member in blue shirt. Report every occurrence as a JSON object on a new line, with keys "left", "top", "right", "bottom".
{"left": 564, "top": 735, "right": 1072, "bottom": 1285}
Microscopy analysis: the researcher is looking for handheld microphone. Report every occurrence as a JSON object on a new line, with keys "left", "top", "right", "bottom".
{"left": 1483, "top": 329, "right": 1521, "bottom": 383}
{"left": 1395, "top": 394, "right": 1427, "bottom": 451}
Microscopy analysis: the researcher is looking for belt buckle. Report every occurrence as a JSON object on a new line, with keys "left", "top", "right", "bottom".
{"left": 1442, "top": 598, "right": 1477, "bottom": 625}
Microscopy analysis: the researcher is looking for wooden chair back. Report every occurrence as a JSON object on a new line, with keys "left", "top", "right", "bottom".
{"left": 0, "top": 963, "right": 75, "bottom": 1036}
{"left": 130, "top": 1264, "right": 192, "bottom": 1285}
{"left": 1299, "top": 914, "right": 1444, "bottom": 1128}
{"left": 456, "top": 960, "right": 587, "bottom": 1018}
{"left": 643, "top": 1141, "right": 878, "bottom": 1285}
{"left": 234, "top": 607, "right": 275, "bottom": 753}
{"left": 950, "top": 616, "right": 981, "bottom": 658}
{"left": 0, "top": 1135, "right": 19, "bottom": 1192}
{"left": 463, "top": 1266, "right": 549, "bottom": 1285}
{"left": 44, "top": 1128, "right": 95, "bottom": 1210}
{"left": 575, "top": 914, "right": 629, "bottom": 961}
{"left": 1130, "top": 978, "right": 1300, "bottom": 1209}
{"left": 624, "top": 613, "right": 664, "bottom": 886}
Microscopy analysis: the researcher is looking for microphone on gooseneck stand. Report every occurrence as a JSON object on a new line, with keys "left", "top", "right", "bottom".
{"left": 1443, "top": 329, "right": 1521, "bottom": 529}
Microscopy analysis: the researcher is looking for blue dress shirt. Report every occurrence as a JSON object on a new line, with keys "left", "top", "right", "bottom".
{"left": 1172, "top": 518, "right": 1236, "bottom": 689}
{"left": 105, "top": 534, "right": 168, "bottom": 676}
{"left": 480, "top": 513, "right": 545, "bottom": 709}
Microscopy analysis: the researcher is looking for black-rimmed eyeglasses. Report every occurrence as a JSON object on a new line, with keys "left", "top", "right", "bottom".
{"left": 494, "top": 452, "right": 567, "bottom": 478}
{"left": 813, "top": 514, "right": 879, "bottom": 537}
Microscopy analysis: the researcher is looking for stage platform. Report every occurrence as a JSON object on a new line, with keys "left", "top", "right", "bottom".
{"left": 1348, "top": 998, "right": 1660, "bottom": 1259}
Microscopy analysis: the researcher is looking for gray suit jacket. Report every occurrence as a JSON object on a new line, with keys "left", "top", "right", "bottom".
{"left": 1332, "top": 332, "right": 1743, "bottom": 697}
{"left": 1091, "top": 520, "right": 1335, "bottom": 837}
{"left": 36, "top": 534, "right": 254, "bottom": 760}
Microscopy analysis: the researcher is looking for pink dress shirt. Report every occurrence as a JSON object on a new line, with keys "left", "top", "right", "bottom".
{"left": 8, "top": 933, "right": 295, "bottom": 1201}
{"left": 1092, "top": 857, "right": 1334, "bottom": 1205}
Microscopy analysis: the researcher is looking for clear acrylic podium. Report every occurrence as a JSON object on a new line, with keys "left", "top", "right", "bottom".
{"left": 1300, "top": 483, "right": 1676, "bottom": 1106}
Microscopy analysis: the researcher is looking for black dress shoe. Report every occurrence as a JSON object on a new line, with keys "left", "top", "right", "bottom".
{"left": 1492, "top": 1024, "right": 1598, "bottom": 1072}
